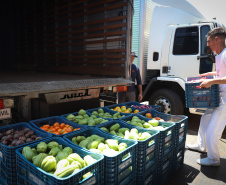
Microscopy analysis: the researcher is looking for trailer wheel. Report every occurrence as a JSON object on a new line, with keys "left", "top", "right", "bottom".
{"left": 148, "top": 89, "right": 184, "bottom": 115}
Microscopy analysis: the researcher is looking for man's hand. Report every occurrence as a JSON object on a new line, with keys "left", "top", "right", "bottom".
{"left": 138, "top": 92, "right": 142, "bottom": 101}
{"left": 200, "top": 79, "right": 214, "bottom": 88}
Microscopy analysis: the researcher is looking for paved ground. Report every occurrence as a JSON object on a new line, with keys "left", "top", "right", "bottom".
{"left": 164, "top": 113, "right": 226, "bottom": 185}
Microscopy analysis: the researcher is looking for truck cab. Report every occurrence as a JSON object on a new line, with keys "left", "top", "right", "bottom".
{"left": 145, "top": 22, "right": 218, "bottom": 115}
{"left": 133, "top": 3, "right": 224, "bottom": 115}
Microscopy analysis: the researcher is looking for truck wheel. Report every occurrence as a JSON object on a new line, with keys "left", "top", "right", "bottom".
{"left": 148, "top": 89, "right": 184, "bottom": 115}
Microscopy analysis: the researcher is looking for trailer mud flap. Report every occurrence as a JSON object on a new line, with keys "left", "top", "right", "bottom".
{"left": 45, "top": 89, "right": 100, "bottom": 104}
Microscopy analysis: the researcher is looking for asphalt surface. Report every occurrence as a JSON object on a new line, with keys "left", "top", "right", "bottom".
{"left": 164, "top": 113, "right": 226, "bottom": 185}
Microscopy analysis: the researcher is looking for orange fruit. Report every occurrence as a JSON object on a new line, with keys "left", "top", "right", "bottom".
{"left": 114, "top": 106, "right": 120, "bottom": 111}
{"left": 124, "top": 110, "right": 130, "bottom": 113}
{"left": 134, "top": 109, "right": 140, "bottom": 113}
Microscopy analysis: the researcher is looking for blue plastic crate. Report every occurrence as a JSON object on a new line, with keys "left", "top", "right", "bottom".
{"left": 139, "top": 109, "right": 188, "bottom": 148}
{"left": 136, "top": 164, "right": 157, "bottom": 185}
{"left": 63, "top": 127, "right": 138, "bottom": 185}
{"left": 0, "top": 158, "right": 17, "bottom": 185}
{"left": 0, "top": 122, "right": 52, "bottom": 166}
{"left": 0, "top": 122, "right": 51, "bottom": 184}
{"left": 122, "top": 101, "right": 161, "bottom": 111}
{"left": 0, "top": 178, "right": 7, "bottom": 185}
{"left": 17, "top": 174, "right": 31, "bottom": 185}
{"left": 61, "top": 111, "right": 110, "bottom": 127}
{"left": 96, "top": 119, "right": 159, "bottom": 176}
{"left": 86, "top": 107, "right": 131, "bottom": 120}
{"left": 185, "top": 76, "right": 219, "bottom": 108}
{"left": 30, "top": 116, "right": 86, "bottom": 137}
{"left": 120, "top": 114, "right": 175, "bottom": 158}
{"left": 16, "top": 137, "right": 104, "bottom": 185}
{"left": 156, "top": 151, "right": 173, "bottom": 185}
{"left": 172, "top": 141, "right": 185, "bottom": 174}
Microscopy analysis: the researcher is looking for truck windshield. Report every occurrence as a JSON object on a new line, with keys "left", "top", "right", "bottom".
{"left": 200, "top": 25, "right": 213, "bottom": 74}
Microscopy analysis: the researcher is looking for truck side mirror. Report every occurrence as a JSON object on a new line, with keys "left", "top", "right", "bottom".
{"left": 153, "top": 52, "right": 159, "bottom": 61}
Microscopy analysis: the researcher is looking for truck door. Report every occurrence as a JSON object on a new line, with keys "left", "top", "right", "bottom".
{"left": 168, "top": 25, "right": 214, "bottom": 79}
{"left": 168, "top": 26, "right": 200, "bottom": 79}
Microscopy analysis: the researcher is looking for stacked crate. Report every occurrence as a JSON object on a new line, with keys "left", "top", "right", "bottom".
{"left": 16, "top": 137, "right": 104, "bottom": 185}
{"left": 96, "top": 119, "right": 159, "bottom": 185}
{"left": 0, "top": 122, "right": 51, "bottom": 185}
{"left": 64, "top": 127, "right": 138, "bottom": 185}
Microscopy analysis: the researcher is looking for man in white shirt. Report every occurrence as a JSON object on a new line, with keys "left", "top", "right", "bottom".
{"left": 187, "top": 27, "right": 226, "bottom": 166}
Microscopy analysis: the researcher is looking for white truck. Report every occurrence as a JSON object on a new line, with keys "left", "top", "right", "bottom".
{"left": 132, "top": 0, "right": 225, "bottom": 115}
{"left": 0, "top": 0, "right": 134, "bottom": 124}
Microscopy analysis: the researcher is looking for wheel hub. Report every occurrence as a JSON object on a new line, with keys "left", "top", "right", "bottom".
{"left": 155, "top": 98, "right": 171, "bottom": 114}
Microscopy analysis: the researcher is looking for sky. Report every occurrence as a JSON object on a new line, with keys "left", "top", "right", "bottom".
{"left": 152, "top": 0, "right": 226, "bottom": 27}
{"left": 186, "top": 0, "right": 226, "bottom": 26}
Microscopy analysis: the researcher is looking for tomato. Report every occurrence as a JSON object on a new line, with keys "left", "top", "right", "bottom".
{"left": 66, "top": 127, "right": 73, "bottom": 132}
{"left": 43, "top": 124, "right": 50, "bottom": 128}
{"left": 60, "top": 129, "right": 64, "bottom": 134}
{"left": 48, "top": 129, "right": 53, "bottom": 133}
{"left": 60, "top": 123, "right": 65, "bottom": 129}
{"left": 53, "top": 122, "right": 60, "bottom": 127}
{"left": 55, "top": 126, "right": 60, "bottom": 130}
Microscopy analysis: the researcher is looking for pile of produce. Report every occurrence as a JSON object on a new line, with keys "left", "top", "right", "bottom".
{"left": 22, "top": 141, "right": 97, "bottom": 179}
{"left": 100, "top": 123, "right": 152, "bottom": 141}
{"left": 144, "top": 113, "right": 165, "bottom": 121}
{"left": 40, "top": 122, "right": 80, "bottom": 135}
{"left": 91, "top": 108, "right": 125, "bottom": 119}
{"left": 126, "top": 116, "right": 166, "bottom": 131}
{"left": 71, "top": 134, "right": 128, "bottom": 157}
{"left": 0, "top": 127, "right": 42, "bottom": 147}
{"left": 131, "top": 104, "right": 153, "bottom": 109}
{"left": 110, "top": 106, "right": 140, "bottom": 113}
{"left": 66, "top": 109, "right": 108, "bottom": 126}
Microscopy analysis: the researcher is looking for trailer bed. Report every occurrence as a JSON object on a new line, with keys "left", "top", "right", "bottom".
{"left": 0, "top": 71, "right": 133, "bottom": 96}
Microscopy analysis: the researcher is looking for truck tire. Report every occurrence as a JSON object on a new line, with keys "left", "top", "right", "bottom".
{"left": 148, "top": 89, "right": 184, "bottom": 115}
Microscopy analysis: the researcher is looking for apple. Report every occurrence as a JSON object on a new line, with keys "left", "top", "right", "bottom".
{"left": 148, "top": 120, "right": 159, "bottom": 127}
{"left": 145, "top": 113, "right": 152, "bottom": 119}
{"left": 155, "top": 117, "right": 161, "bottom": 120}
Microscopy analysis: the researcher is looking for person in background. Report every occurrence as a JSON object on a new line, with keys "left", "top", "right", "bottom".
{"left": 118, "top": 52, "right": 143, "bottom": 103}
{"left": 187, "top": 27, "right": 226, "bottom": 166}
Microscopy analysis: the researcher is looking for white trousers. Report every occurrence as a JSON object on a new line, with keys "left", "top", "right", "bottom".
{"left": 197, "top": 92, "right": 226, "bottom": 162}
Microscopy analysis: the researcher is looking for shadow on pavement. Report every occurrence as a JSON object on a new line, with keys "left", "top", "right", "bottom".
{"left": 163, "top": 163, "right": 200, "bottom": 185}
